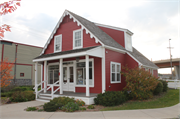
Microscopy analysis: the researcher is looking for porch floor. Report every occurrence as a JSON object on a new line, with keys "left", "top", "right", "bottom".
{"left": 40, "top": 91, "right": 98, "bottom": 98}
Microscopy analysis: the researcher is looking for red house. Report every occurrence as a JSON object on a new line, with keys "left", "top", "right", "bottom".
{"left": 33, "top": 10, "right": 158, "bottom": 104}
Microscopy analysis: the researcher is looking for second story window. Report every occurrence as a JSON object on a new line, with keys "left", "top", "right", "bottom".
{"left": 54, "top": 34, "right": 62, "bottom": 52}
{"left": 73, "top": 29, "right": 83, "bottom": 49}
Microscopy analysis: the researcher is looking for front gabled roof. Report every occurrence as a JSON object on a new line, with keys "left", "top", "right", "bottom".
{"left": 40, "top": 10, "right": 126, "bottom": 55}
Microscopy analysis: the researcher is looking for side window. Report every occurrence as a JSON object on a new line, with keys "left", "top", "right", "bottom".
{"left": 111, "top": 62, "right": 121, "bottom": 83}
{"left": 54, "top": 34, "right": 62, "bottom": 52}
{"left": 73, "top": 29, "right": 83, "bottom": 49}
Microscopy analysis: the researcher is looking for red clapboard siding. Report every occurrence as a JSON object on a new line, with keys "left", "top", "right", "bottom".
{"left": 75, "top": 56, "right": 102, "bottom": 93}
{"left": 125, "top": 54, "right": 139, "bottom": 69}
{"left": 153, "top": 70, "right": 158, "bottom": 78}
{"left": 44, "top": 15, "right": 101, "bottom": 55}
{"left": 105, "top": 49, "right": 126, "bottom": 91}
{"left": 98, "top": 26, "right": 125, "bottom": 48}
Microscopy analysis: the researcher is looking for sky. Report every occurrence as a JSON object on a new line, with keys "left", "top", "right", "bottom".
{"left": 1, "top": 0, "right": 180, "bottom": 74}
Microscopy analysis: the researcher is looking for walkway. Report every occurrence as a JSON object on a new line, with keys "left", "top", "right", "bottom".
{"left": 0, "top": 101, "right": 180, "bottom": 119}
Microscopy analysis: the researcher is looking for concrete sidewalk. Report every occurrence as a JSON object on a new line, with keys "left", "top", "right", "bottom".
{"left": 0, "top": 101, "right": 180, "bottom": 119}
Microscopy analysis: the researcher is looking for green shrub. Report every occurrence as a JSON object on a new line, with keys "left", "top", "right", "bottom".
{"left": 153, "top": 81, "right": 163, "bottom": 95}
{"left": 61, "top": 102, "right": 79, "bottom": 112}
{"left": 38, "top": 109, "right": 44, "bottom": 112}
{"left": 10, "top": 91, "right": 35, "bottom": 102}
{"left": 75, "top": 99, "right": 85, "bottom": 106}
{"left": 12, "top": 87, "right": 24, "bottom": 92}
{"left": 26, "top": 107, "right": 37, "bottom": 111}
{"left": 80, "top": 107, "right": 86, "bottom": 111}
{"left": 121, "top": 66, "right": 159, "bottom": 100}
{"left": 160, "top": 80, "right": 168, "bottom": 92}
{"left": 94, "top": 91, "right": 126, "bottom": 106}
{"left": 87, "top": 105, "right": 94, "bottom": 109}
{"left": 1, "top": 92, "right": 13, "bottom": 97}
{"left": 43, "top": 101, "right": 63, "bottom": 112}
{"left": 51, "top": 97, "right": 75, "bottom": 106}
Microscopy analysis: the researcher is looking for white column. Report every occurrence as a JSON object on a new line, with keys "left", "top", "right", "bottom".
{"left": 41, "top": 64, "right": 43, "bottom": 90}
{"left": 102, "top": 47, "right": 106, "bottom": 93}
{"left": 35, "top": 62, "right": 38, "bottom": 99}
{"left": 59, "top": 58, "right": 63, "bottom": 94}
{"left": 86, "top": 55, "right": 89, "bottom": 96}
{"left": 44, "top": 61, "right": 47, "bottom": 93}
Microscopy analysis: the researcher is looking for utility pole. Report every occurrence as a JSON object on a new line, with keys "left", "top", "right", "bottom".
{"left": 167, "top": 39, "right": 173, "bottom": 79}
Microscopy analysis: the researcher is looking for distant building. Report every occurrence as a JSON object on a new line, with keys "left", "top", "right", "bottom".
{"left": 0, "top": 40, "right": 43, "bottom": 86}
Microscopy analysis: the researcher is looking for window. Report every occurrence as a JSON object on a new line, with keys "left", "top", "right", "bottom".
{"left": 111, "top": 62, "right": 121, "bottom": 83}
{"left": 20, "top": 73, "right": 24, "bottom": 77}
{"left": 76, "top": 61, "right": 93, "bottom": 86}
{"left": 54, "top": 34, "right": 62, "bottom": 52}
{"left": 125, "top": 33, "right": 132, "bottom": 52}
{"left": 73, "top": 29, "right": 83, "bottom": 49}
{"left": 48, "top": 65, "right": 59, "bottom": 84}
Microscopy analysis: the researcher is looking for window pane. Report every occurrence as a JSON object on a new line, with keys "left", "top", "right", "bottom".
{"left": 69, "top": 67, "right": 73, "bottom": 83}
{"left": 63, "top": 67, "right": 67, "bottom": 83}
{"left": 54, "top": 69, "right": 59, "bottom": 84}
{"left": 77, "top": 62, "right": 85, "bottom": 67}
{"left": 55, "top": 36, "right": 61, "bottom": 51}
{"left": 112, "top": 64, "right": 115, "bottom": 72}
{"left": 117, "top": 64, "right": 120, "bottom": 72}
{"left": 117, "top": 73, "right": 120, "bottom": 81}
{"left": 48, "top": 71, "right": 53, "bottom": 84}
{"left": 89, "top": 68, "right": 92, "bottom": 79}
{"left": 77, "top": 68, "right": 83, "bottom": 85}
{"left": 112, "top": 73, "right": 115, "bottom": 81}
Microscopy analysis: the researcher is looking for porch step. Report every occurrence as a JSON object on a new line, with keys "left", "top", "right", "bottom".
{"left": 37, "top": 93, "right": 52, "bottom": 102}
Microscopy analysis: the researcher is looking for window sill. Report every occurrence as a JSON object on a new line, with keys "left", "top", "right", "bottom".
{"left": 111, "top": 81, "right": 121, "bottom": 84}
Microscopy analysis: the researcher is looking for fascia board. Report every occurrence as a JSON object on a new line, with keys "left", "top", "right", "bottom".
{"left": 104, "top": 45, "right": 126, "bottom": 54}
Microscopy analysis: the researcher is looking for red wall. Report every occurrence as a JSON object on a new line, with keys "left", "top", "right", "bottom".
{"left": 98, "top": 26, "right": 125, "bottom": 48}
{"left": 105, "top": 49, "right": 126, "bottom": 91}
{"left": 125, "top": 54, "right": 139, "bottom": 69}
{"left": 44, "top": 15, "right": 101, "bottom": 54}
{"left": 153, "top": 70, "right": 158, "bottom": 78}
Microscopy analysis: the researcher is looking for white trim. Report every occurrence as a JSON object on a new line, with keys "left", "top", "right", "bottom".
{"left": 73, "top": 29, "right": 83, "bottom": 49}
{"left": 35, "top": 62, "right": 38, "bottom": 99}
{"left": 124, "top": 32, "right": 133, "bottom": 52}
{"left": 102, "top": 47, "right": 106, "bottom": 93}
{"left": 40, "top": 10, "right": 105, "bottom": 55}
{"left": 41, "top": 64, "right": 43, "bottom": 90}
{"left": 86, "top": 55, "right": 89, "bottom": 96}
{"left": 33, "top": 46, "right": 103, "bottom": 62}
{"left": 110, "top": 62, "right": 121, "bottom": 84}
{"left": 59, "top": 59, "right": 63, "bottom": 94}
{"left": 104, "top": 45, "right": 126, "bottom": 54}
{"left": 54, "top": 34, "right": 62, "bottom": 53}
{"left": 44, "top": 61, "right": 47, "bottom": 93}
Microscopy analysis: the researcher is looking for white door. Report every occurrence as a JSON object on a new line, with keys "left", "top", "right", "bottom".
{"left": 63, "top": 65, "right": 75, "bottom": 92}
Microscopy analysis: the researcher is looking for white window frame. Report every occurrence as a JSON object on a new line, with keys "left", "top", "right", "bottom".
{"left": 110, "top": 62, "right": 121, "bottom": 83}
{"left": 73, "top": 29, "right": 83, "bottom": 49}
{"left": 54, "top": 34, "right": 62, "bottom": 52}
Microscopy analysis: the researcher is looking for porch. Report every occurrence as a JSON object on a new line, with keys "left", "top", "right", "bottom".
{"left": 37, "top": 91, "right": 98, "bottom": 105}
{"left": 33, "top": 46, "right": 105, "bottom": 105}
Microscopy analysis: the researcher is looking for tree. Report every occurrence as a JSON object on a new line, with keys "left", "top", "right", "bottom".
{"left": 0, "top": 0, "right": 21, "bottom": 39}
{"left": 0, "top": 58, "right": 14, "bottom": 87}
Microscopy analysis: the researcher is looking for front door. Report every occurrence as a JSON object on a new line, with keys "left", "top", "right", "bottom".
{"left": 63, "top": 65, "right": 75, "bottom": 92}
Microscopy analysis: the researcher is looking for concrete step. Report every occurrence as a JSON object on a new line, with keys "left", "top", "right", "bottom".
{"left": 39, "top": 95, "right": 52, "bottom": 100}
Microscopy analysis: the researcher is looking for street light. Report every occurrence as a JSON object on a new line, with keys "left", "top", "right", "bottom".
{"left": 168, "top": 39, "right": 173, "bottom": 79}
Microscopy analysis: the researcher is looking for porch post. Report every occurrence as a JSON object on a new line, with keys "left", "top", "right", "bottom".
{"left": 86, "top": 55, "right": 89, "bottom": 96}
{"left": 44, "top": 61, "right": 47, "bottom": 93}
{"left": 102, "top": 47, "right": 106, "bottom": 93}
{"left": 41, "top": 64, "right": 43, "bottom": 90}
{"left": 59, "top": 58, "right": 63, "bottom": 94}
{"left": 35, "top": 62, "right": 38, "bottom": 99}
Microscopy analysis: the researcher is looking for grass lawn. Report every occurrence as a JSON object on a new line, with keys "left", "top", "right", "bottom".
{"left": 101, "top": 89, "right": 179, "bottom": 111}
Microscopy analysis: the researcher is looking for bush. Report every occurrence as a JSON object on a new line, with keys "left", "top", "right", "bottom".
{"left": 160, "top": 80, "right": 168, "bottom": 92}
{"left": 12, "top": 87, "right": 24, "bottom": 92}
{"left": 87, "top": 105, "right": 94, "bottom": 109}
{"left": 43, "top": 101, "right": 63, "bottom": 112}
{"left": 1, "top": 92, "right": 13, "bottom": 97}
{"left": 80, "top": 107, "right": 86, "bottom": 111}
{"left": 10, "top": 91, "right": 35, "bottom": 102}
{"left": 153, "top": 81, "right": 163, "bottom": 95}
{"left": 51, "top": 97, "right": 75, "bottom": 106}
{"left": 26, "top": 107, "right": 37, "bottom": 111}
{"left": 75, "top": 99, "right": 85, "bottom": 106}
{"left": 61, "top": 102, "right": 79, "bottom": 112}
{"left": 94, "top": 91, "right": 126, "bottom": 106}
{"left": 121, "top": 66, "right": 159, "bottom": 100}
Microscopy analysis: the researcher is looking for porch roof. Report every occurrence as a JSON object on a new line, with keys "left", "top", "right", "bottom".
{"left": 33, "top": 46, "right": 103, "bottom": 62}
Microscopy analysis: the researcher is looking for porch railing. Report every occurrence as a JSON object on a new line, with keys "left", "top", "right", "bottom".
{"left": 34, "top": 81, "right": 45, "bottom": 98}
{"left": 46, "top": 80, "right": 60, "bottom": 99}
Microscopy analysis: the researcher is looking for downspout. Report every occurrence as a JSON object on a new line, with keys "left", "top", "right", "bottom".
{"left": 14, "top": 44, "right": 18, "bottom": 85}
